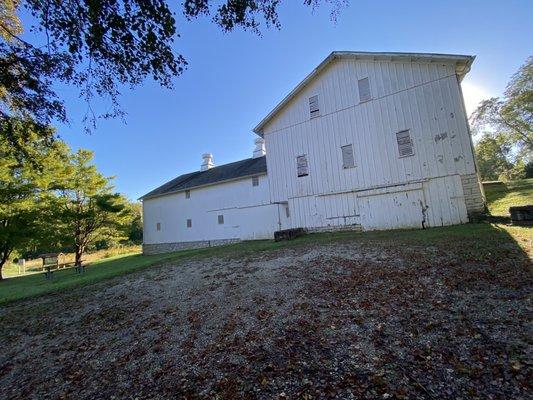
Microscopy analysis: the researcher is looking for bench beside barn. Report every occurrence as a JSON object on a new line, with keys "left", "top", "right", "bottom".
{"left": 140, "top": 51, "right": 485, "bottom": 255}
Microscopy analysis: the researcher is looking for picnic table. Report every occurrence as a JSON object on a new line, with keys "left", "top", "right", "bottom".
{"left": 38, "top": 253, "right": 86, "bottom": 280}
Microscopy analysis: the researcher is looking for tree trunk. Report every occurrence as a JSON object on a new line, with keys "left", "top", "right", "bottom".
{"left": 75, "top": 245, "right": 84, "bottom": 266}
{"left": 0, "top": 251, "right": 10, "bottom": 281}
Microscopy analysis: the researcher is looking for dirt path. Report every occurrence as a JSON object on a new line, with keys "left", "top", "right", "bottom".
{"left": 0, "top": 237, "right": 531, "bottom": 399}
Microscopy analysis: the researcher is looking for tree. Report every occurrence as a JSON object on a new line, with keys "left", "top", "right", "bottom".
{"left": 470, "top": 56, "right": 533, "bottom": 158}
{"left": 474, "top": 133, "right": 513, "bottom": 181}
{"left": 0, "top": 0, "right": 346, "bottom": 150}
{"left": 54, "top": 149, "right": 130, "bottom": 265}
{"left": 126, "top": 202, "right": 143, "bottom": 245}
{"left": 0, "top": 118, "right": 61, "bottom": 279}
{"left": 0, "top": 1, "right": 21, "bottom": 42}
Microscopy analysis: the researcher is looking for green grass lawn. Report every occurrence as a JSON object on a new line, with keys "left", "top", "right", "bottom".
{"left": 0, "top": 250, "right": 200, "bottom": 305}
{"left": 0, "top": 222, "right": 530, "bottom": 306}
{"left": 484, "top": 178, "right": 533, "bottom": 216}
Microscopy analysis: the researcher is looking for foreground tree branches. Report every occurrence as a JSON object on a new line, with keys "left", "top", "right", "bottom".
{"left": 0, "top": 0, "right": 346, "bottom": 149}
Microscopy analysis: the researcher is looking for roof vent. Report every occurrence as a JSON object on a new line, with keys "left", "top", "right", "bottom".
{"left": 201, "top": 153, "right": 214, "bottom": 171}
{"left": 253, "top": 138, "right": 266, "bottom": 158}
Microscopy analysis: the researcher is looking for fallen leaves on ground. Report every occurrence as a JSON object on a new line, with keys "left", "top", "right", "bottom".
{"left": 0, "top": 231, "right": 531, "bottom": 399}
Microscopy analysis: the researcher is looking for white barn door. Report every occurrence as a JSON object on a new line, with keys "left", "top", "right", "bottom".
{"left": 359, "top": 190, "right": 426, "bottom": 231}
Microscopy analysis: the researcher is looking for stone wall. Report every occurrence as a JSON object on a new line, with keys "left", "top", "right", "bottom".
{"left": 143, "top": 238, "right": 241, "bottom": 255}
{"left": 460, "top": 173, "right": 486, "bottom": 216}
{"left": 308, "top": 224, "right": 362, "bottom": 234}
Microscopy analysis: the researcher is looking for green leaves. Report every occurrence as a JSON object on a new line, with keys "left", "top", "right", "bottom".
{"left": 0, "top": 122, "right": 64, "bottom": 277}
{"left": 475, "top": 133, "right": 513, "bottom": 181}
{"left": 1, "top": 1, "right": 346, "bottom": 151}
{"left": 52, "top": 148, "right": 131, "bottom": 264}
{"left": 0, "top": 127, "right": 134, "bottom": 277}
{"left": 470, "top": 56, "right": 533, "bottom": 155}
{"left": 471, "top": 56, "right": 533, "bottom": 180}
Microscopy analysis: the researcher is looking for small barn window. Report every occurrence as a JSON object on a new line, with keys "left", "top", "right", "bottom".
{"left": 156, "top": 222, "right": 161, "bottom": 231}
{"left": 358, "top": 77, "right": 371, "bottom": 103}
{"left": 396, "top": 130, "right": 414, "bottom": 157}
{"left": 186, "top": 219, "right": 192, "bottom": 228}
{"left": 252, "top": 176, "right": 259, "bottom": 187}
{"left": 309, "top": 95, "right": 320, "bottom": 119}
{"left": 185, "top": 190, "right": 190, "bottom": 199}
{"left": 218, "top": 215, "right": 224, "bottom": 225}
{"left": 296, "top": 155, "right": 309, "bottom": 177}
{"left": 341, "top": 144, "right": 355, "bottom": 169}
{"left": 285, "top": 205, "right": 290, "bottom": 218}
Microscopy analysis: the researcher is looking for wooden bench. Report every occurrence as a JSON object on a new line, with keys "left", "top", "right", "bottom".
{"left": 43, "top": 261, "right": 86, "bottom": 280}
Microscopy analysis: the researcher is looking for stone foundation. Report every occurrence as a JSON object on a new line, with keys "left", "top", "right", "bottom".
{"left": 308, "top": 224, "right": 362, "bottom": 233}
{"left": 460, "top": 173, "right": 486, "bottom": 216}
{"left": 143, "top": 238, "right": 240, "bottom": 255}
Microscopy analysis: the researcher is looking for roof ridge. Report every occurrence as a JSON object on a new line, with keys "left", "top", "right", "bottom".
{"left": 140, "top": 155, "right": 267, "bottom": 200}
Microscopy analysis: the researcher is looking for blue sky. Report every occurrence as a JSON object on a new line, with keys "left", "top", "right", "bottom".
{"left": 30, "top": 1, "right": 533, "bottom": 200}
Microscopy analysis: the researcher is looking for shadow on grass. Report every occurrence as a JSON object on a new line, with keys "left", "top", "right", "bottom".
{"left": 0, "top": 222, "right": 530, "bottom": 307}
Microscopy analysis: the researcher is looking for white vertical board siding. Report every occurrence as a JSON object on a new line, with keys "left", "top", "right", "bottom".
{"left": 142, "top": 174, "right": 280, "bottom": 244}
{"left": 263, "top": 59, "right": 476, "bottom": 206}
{"left": 358, "top": 189, "right": 425, "bottom": 230}
{"left": 283, "top": 174, "right": 467, "bottom": 232}
{"left": 262, "top": 57, "right": 475, "bottom": 231}
{"left": 286, "top": 191, "right": 360, "bottom": 230}
{"left": 423, "top": 175, "right": 468, "bottom": 227}
{"left": 356, "top": 175, "right": 467, "bottom": 230}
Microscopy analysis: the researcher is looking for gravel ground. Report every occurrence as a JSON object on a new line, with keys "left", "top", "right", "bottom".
{"left": 0, "top": 236, "right": 531, "bottom": 399}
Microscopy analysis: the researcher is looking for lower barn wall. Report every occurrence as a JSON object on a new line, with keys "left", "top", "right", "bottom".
{"left": 143, "top": 238, "right": 240, "bottom": 255}
{"left": 285, "top": 174, "right": 469, "bottom": 232}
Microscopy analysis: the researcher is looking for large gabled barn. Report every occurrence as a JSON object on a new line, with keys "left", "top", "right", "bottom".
{"left": 141, "top": 51, "right": 485, "bottom": 254}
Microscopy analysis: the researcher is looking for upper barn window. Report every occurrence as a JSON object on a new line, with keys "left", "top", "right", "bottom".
{"left": 185, "top": 190, "right": 190, "bottom": 199}
{"left": 252, "top": 176, "right": 259, "bottom": 187}
{"left": 396, "top": 130, "right": 415, "bottom": 157}
{"left": 309, "top": 95, "right": 320, "bottom": 119}
{"left": 358, "top": 77, "right": 371, "bottom": 103}
{"left": 296, "top": 155, "right": 309, "bottom": 177}
{"left": 341, "top": 144, "right": 355, "bottom": 169}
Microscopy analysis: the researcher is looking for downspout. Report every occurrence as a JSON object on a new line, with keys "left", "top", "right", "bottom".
{"left": 276, "top": 203, "right": 282, "bottom": 231}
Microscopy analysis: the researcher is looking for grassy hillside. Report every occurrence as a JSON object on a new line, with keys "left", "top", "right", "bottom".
{"left": 0, "top": 222, "right": 530, "bottom": 305}
{"left": 2, "top": 245, "right": 142, "bottom": 278}
{"left": 483, "top": 178, "right": 533, "bottom": 216}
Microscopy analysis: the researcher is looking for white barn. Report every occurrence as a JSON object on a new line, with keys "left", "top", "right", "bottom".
{"left": 141, "top": 51, "right": 485, "bottom": 254}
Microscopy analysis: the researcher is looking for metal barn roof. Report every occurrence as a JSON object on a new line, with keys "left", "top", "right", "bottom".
{"left": 253, "top": 51, "right": 475, "bottom": 135}
{"left": 140, "top": 156, "right": 267, "bottom": 200}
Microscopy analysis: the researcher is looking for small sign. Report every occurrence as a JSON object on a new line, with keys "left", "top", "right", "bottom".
{"left": 44, "top": 257, "right": 58, "bottom": 266}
